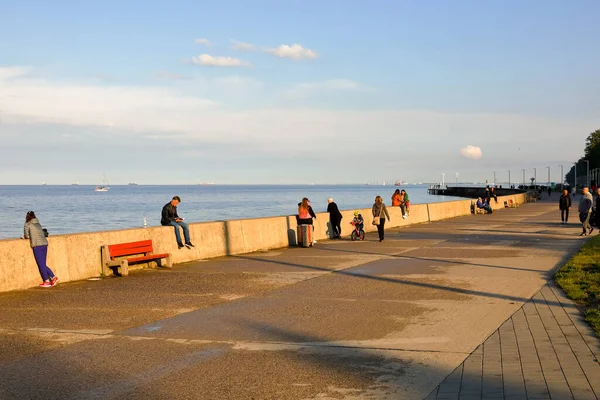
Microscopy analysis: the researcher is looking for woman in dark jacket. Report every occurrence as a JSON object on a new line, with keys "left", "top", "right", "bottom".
{"left": 327, "top": 198, "right": 343, "bottom": 238}
{"left": 372, "top": 196, "right": 391, "bottom": 242}
{"left": 21, "top": 211, "right": 58, "bottom": 288}
{"left": 559, "top": 189, "right": 572, "bottom": 224}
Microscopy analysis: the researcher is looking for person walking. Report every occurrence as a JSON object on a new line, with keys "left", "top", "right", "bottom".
{"left": 326, "top": 198, "right": 343, "bottom": 238}
{"left": 161, "top": 196, "right": 194, "bottom": 249}
{"left": 21, "top": 211, "right": 58, "bottom": 288}
{"left": 578, "top": 186, "right": 593, "bottom": 236}
{"left": 559, "top": 189, "right": 572, "bottom": 224}
{"left": 372, "top": 196, "right": 391, "bottom": 242}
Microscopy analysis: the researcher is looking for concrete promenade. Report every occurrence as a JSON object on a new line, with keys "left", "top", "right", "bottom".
{"left": 0, "top": 195, "right": 598, "bottom": 399}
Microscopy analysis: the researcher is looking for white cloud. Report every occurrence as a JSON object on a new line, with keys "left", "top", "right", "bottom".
{"left": 191, "top": 54, "right": 252, "bottom": 67}
{"left": 284, "top": 79, "right": 369, "bottom": 99}
{"left": 1, "top": 66, "right": 598, "bottom": 172}
{"left": 0, "top": 66, "right": 30, "bottom": 80}
{"left": 266, "top": 44, "right": 317, "bottom": 60}
{"left": 231, "top": 40, "right": 256, "bottom": 51}
{"left": 155, "top": 71, "right": 193, "bottom": 80}
{"left": 460, "top": 145, "right": 483, "bottom": 160}
{"left": 194, "top": 38, "right": 211, "bottom": 46}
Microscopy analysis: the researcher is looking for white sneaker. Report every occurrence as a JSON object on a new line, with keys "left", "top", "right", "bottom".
{"left": 313, "top": 240, "right": 317, "bottom": 244}
{"left": 402, "top": 215, "right": 407, "bottom": 219}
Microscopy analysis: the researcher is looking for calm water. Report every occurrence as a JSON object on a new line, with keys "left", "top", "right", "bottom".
{"left": 0, "top": 185, "right": 463, "bottom": 240}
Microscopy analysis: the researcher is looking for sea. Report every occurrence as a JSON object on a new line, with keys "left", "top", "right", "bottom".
{"left": 0, "top": 185, "right": 464, "bottom": 240}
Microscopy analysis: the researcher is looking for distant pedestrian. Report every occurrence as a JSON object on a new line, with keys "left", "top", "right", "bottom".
{"left": 400, "top": 189, "right": 410, "bottom": 217}
{"left": 391, "top": 189, "right": 401, "bottom": 207}
{"left": 161, "top": 196, "right": 194, "bottom": 249}
{"left": 372, "top": 196, "right": 391, "bottom": 242}
{"left": 490, "top": 187, "right": 498, "bottom": 203}
{"left": 578, "top": 186, "right": 593, "bottom": 236}
{"left": 21, "top": 211, "right": 58, "bottom": 288}
{"left": 298, "top": 198, "right": 317, "bottom": 243}
{"left": 327, "top": 198, "right": 343, "bottom": 238}
{"left": 595, "top": 188, "right": 600, "bottom": 227}
{"left": 476, "top": 197, "right": 493, "bottom": 214}
{"left": 559, "top": 189, "right": 571, "bottom": 224}
{"left": 547, "top": 187, "right": 552, "bottom": 197}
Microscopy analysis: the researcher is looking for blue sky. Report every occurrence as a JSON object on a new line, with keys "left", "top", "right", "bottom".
{"left": 1, "top": 0, "right": 599, "bottom": 184}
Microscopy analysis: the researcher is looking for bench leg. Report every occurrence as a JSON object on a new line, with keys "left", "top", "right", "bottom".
{"left": 101, "top": 245, "right": 111, "bottom": 277}
{"left": 164, "top": 254, "right": 173, "bottom": 269}
{"left": 118, "top": 260, "right": 129, "bottom": 276}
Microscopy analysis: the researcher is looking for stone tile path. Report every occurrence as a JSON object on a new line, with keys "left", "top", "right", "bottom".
{"left": 425, "top": 283, "right": 600, "bottom": 400}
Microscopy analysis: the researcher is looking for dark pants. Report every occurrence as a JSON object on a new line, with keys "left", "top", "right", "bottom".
{"left": 167, "top": 221, "right": 190, "bottom": 245}
{"left": 330, "top": 219, "right": 342, "bottom": 237}
{"left": 377, "top": 218, "right": 386, "bottom": 240}
{"left": 399, "top": 203, "right": 406, "bottom": 215}
{"left": 32, "top": 245, "right": 55, "bottom": 281}
{"left": 561, "top": 209, "right": 569, "bottom": 222}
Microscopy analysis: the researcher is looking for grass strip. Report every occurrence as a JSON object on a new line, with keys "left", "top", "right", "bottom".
{"left": 555, "top": 235, "right": 600, "bottom": 337}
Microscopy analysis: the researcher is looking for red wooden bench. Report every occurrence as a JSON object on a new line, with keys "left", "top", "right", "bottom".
{"left": 101, "top": 240, "right": 172, "bottom": 276}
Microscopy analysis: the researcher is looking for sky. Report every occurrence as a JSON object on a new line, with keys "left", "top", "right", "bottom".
{"left": 1, "top": 0, "right": 599, "bottom": 185}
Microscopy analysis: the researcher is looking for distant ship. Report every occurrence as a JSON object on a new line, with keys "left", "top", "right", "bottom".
{"left": 128, "top": 182, "right": 138, "bottom": 185}
{"left": 41, "top": 182, "right": 47, "bottom": 186}
{"left": 394, "top": 180, "right": 406, "bottom": 186}
{"left": 197, "top": 182, "right": 215, "bottom": 185}
{"left": 72, "top": 182, "right": 79, "bottom": 186}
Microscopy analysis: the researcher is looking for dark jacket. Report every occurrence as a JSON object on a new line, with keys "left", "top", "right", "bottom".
{"left": 559, "top": 194, "right": 572, "bottom": 210}
{"left": 327, "top": 202, "right": 343, "bottom": 222}
{"left": 161, "top": 202, "right": 180, "bottom": 225}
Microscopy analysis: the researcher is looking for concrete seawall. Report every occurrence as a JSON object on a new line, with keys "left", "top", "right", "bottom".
{"left": 0, "top": 194, "right": 526, "bottom": 293}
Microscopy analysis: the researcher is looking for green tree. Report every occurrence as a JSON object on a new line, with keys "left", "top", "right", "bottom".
{"left": 566, "top": 129, "right": 600, "bottom": 186}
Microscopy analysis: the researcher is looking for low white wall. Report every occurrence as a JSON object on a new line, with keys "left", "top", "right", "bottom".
{"left": 0, "top": 194, "right": 527, "bottom": 293}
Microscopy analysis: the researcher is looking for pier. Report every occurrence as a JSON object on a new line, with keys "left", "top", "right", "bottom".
{"left": 428, "top": 185, "right": 526, "bottom": 198}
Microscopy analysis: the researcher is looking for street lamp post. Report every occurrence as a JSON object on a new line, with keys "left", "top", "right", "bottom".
{"left": 547, "top": 166, "right": 550, "bottom": 187}
{"left": 508, "top": 170, "right": 511, "bottom": 188}
{"left": 522, "top": 169, "right": 525, "bottom": 186}
{"left": 534, "top": 168, "right": 537, "bottom": 187}
{"left": 560, "top": 165, "right": 564, "bottom": 191}
{"left": 442, "top": 173, "right": 445, "bottom": 187}
{"left": 455, "top": 172, "right": 459, "bottom": 184}
{"left": 574, "top": 162, "right": 577, "bottom": 188}
{"left": 584, "top": 160, "right": 590, "bottom": 188}
{"left": 493, "top": 171, "right": 496, "bottom": 186}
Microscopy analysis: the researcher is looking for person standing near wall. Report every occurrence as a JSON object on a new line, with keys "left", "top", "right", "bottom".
{"left": 326, "top": 198, "right": 343, "bottom": 239}
{"left": 559, "top": 189, "right": 571, "bottom": 225}
{"left": 21, "top": 211, "right": 58, "bottom": 288}
{"left": 372, "top": 196, "right": 391, "bottom": 242}
{"left": 161, "top": 196, "right": 195, "bottom": 249}
{"left": 298, "top": 198, "right": 317, "bottom": 244}
{"left": 578, "top": 186, "right": 593, "bottom": 236}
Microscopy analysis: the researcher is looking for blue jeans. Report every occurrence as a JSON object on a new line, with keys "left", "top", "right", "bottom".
{"left": 32, "top": 245, "right": 55, "bottom": 281}
{"left": 168, "top": 221, "right": 190, "bottom": 244}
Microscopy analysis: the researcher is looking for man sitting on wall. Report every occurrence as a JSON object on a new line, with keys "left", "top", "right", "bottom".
{"left": 161, "top": 196, "right": 194, "bottom": 249}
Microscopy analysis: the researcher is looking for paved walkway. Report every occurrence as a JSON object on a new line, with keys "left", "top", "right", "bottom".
{"left": 0, "top": 194, "right": 598, "bottom": 399}
{"left": 426, "top": 283, "right": 600, "bottom": 400}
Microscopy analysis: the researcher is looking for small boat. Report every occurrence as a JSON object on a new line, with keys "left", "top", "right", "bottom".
{"left": 128, "top": 182, "right": 138, "bottom": 186}
{"left": 41, "top": 182, "right": 47, "bottom": 186}
{"left": 95, "top": 174, "right": 110, "bottom": 192}
{"left": 72, "top": 182, "right": 79, "bottom": 186}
